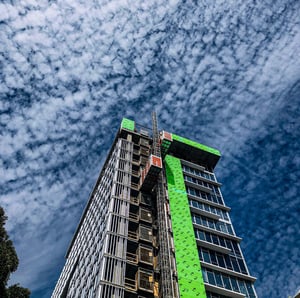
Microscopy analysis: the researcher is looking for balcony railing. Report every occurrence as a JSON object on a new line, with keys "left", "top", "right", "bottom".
{"left": 126, "top": 252, "right": 138, "bottom": 264}
{"left": 125, "top": 277, "right": 137, "bottom": 292}
{"left": 128, "top": 230, "right": 138, "bottom": 241}
{"left": 129, "top": 212, "right": 139, "bottom": 222}
{"left": 130, "top": 197, "right": 139, "bottom": 205}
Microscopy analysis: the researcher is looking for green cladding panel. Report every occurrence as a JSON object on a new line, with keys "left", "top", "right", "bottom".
{"left": 164, "top": 155, "right": 206, "bottom": 298}
{"left": 172, "top": 133, "right": 221, "bottom": 157}
{"left": 121, "top": 118, "right": 135, "bottom": 131}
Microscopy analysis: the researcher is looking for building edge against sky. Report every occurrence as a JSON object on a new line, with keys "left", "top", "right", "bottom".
{"left": 52, "top": 116, "right": 257, "bottom": 298}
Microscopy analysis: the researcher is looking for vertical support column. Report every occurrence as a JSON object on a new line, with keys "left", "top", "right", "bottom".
{"left": 98, "top": 138, "right": 133, "bottom": 298}
{"left": 164, "top": 155, "right": 207, "bottom": 298}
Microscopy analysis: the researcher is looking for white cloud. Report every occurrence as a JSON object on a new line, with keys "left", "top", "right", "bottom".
{"left": 0, "top": 0, "right": 299, "bottom": 297}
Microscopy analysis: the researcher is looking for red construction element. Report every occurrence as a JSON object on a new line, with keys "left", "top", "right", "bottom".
{"left": 162, "top": 131, "right": 172, "bottom": 142}
{"left": 140, "top": 155, "right": 162, "bottom": 191}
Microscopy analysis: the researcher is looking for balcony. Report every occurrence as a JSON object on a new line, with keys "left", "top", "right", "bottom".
{"left": 140, "top": 208, "right": 152, "bottom": 223}
{"left": 131, "top": 169, "right": 140, "bottom": 177}
{"left": 130, "top": 197, "right": 139, "bottom": 205}
{"left": 126, "top": 251, "right": 138, "bottom": 264}
{"left": 131, "top": 182, "right": 139, "bottom": 191}
{"left": 128, "top": 230, "right": 138, "bottom": 241}
{"left": 125, "top": 277, "right": 137, "bottom": 292}
{"left": 129, "top": 212, "right": 139, "bottom": 222}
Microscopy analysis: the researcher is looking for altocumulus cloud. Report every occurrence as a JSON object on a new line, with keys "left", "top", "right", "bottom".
{"left": 0, "top": 0, "right": 299, "bottom": 297}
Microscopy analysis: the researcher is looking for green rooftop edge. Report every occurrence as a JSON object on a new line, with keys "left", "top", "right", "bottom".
{"left": 172, "top": 133, "right": 221, "bottom": 157}
{"left": 165, "top": 155, "right": 207, "bottom": 298}
{"left": 121, "top": 118, "right": 135, "bottom": 131}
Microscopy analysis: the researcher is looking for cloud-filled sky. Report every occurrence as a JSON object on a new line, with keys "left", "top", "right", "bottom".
{"left": 0, "top": 0, "right": 299, "bottom": 297}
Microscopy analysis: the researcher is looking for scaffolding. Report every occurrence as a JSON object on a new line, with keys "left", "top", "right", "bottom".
{"left": 152, "top": 112, "right": 176, "bottom": 298}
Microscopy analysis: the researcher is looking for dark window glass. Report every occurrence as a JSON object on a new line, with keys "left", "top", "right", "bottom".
{"left": 199, "top": 231, "right": 206, "bottom": 241}
{"left": 238, "top": 258, "right": 247, "bottom": 274}
{"left": 238, "top": 280, "right": 247, "bottom": 294}
{"left": 219, "top": 237, "right": 226, "bottom": 247}
{"left": 230, "top": 277, "right": 239, "bottom": 292}
{"left": 207, "top": 270, "right": 216, "bottom": 285}
{"left": 231, "top": 257, "right": 240, "bottom": 272}
{"left": 215, "top": 272, "right": 223, "bottom": 287}
{"left": 198, "top": 250, "right": 203, "bottom": 261}
{"left": 217, "top": 254, "right": 225, "bottom": 268}
{"left": 202, "top": 269, "right": 208, "bottom": 283}
{"left": 202, "top": 250, "right": 210, "bottom": 263}
{"left": 223, "top": 276, "right": 232, "bottom": 290}
{"left": 202, "top": 217, "right": 208, "bottom": 227}
{"left": 205, "top": 232, "right": 212, "bottom": 242}
{"left": 210, "top": 251, "right": 218, "bottom": 265}
{"left": 224, "top": 255, "right": 233, "bottom": 269}
{"left": 223, "top": 212, "right": 229, "bottom": 220}
{"left": 225, "top": 239, "right": 233, "bottom": 251}
{"left": 219, "top": 223, "right": 227, "bottom": 233}
{"left": 246, "top": 282, "right": 255, "bottom": 295}
{"left": 212, "top": 234, "right": 219, "bottom": 245}
{"left": 227, "top": 224, "right": 234, "bottom": 235}
{"left": 232, "top": 241, "right": 241, "bottom": 256}
{"left": 208, "top": 219, "right": 215, "bottom": 229}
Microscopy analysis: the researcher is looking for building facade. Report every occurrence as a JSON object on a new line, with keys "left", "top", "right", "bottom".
{"left": 52, "top": 117, "right": 257, "bottom": 298}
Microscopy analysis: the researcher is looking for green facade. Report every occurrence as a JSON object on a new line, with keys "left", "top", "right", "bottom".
{"left": 121, "top": 118, "right": 135, "bottom": 131}
{"left": 172, "top": 133, "right": 221, "bottom": 157}
{"left": 164, "top": 155, "right": 206, "bottom": 298}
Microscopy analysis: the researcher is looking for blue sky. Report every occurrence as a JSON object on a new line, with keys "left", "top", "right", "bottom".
{"left": 0, "top": 0, "right": 299, "bottom": 297}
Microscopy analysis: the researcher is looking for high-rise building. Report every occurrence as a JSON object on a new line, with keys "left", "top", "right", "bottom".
{"left": 52, "top": 116, "right": 257, "bottom": 298}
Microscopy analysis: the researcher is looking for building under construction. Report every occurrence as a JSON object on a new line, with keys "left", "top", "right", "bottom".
{"left": 52, "top": 115, "right": 257, "bottom": 298}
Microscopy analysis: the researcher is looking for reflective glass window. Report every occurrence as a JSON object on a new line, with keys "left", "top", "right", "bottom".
{"left": 224, "top": 255, "right": 233, "bottom": 270}
{"left": 202, "top": 269, "right": 208, "bottom": 283}
{"left": 232, "top": 241, "right": 241, "bottom": 256}
{"left": 212, "top": 234, "right": 219, "bottom": 245}
{"left": 202, "top": 250, "right": 211, "bottom": 263}
{"left": 215, "top": 272, "right": 223, "bottom": 287}
{"left": 219, "top": 237, "right": 226, "bottom": 247}
{"left": 207, "top": 270, "right": 216, "bottom": 285}
{"left": 217, "top": 254, "right": 225, "bottom": 268}
{"left": 238, "top": 280, "right": 247, "bottom": 294}
{"left": 230, "top": 277, "right": 239, "bottom": 292}
{"left": 199, "top": 231, "right": 206, "bottom": 241}
{"left": 231, "top": 257, "right": 240, "bottom": 272}
{"left": 205, "top": 232, "right": 212, "bottom": 242}
{"left": 223, "top": 276, "right": 232, "bottom": 290}
{"left": 238, "top": 258, "right": 247, "bottom": 274}
{"left": 210, "top": 251, "right": 218, "bottom": 265}
{"left": 208, "top": 219, "right": 215, "bottom": 229}
{"left": 246, "top": 282, "right": 255, "bottom": 295}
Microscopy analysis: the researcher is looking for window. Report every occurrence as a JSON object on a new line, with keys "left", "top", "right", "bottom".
{"left": 230, "top": 277, "right": 239, "bottom": 292}
{"left": 202, "top": 250, "right": 211, "bottom": 263}
{"left": 202, "top": 269, "right": 208, "bottom": 283}
{"left": 231, "top": 257, "right": 240, "bottom": 272}
{"left": 212, "top": 234, "right": 219, "bottom": 245}
{"left": 246, "top": 282, "right": 255, "bottom": 296}
{"left": 224, "top": 255, "right": 233, "bottom": 270}
{"left": 238, "top": 280, "right": 247, "bottom": 295}
{"left": 217, "top": 254, "right": 225, "bottom": 268}
{"left": 205, "top": 232, "right": 212, "bottom": 242}
{"left": 210, "top": 252, "right": 218, "bottom": 265}
{"left": 215, "top": 272, "right": 223, "bottom": 287}
{"left": 207, "top": 270, "right": 216, "bottom": 285}
{"left": 199, "top": 231, "right": 206, "bottom": 241}
{"left": 222, "top": 276, "right": 232, "bottom": 290}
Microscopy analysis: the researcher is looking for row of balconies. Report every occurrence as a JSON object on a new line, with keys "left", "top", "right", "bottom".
{"left": 125, "top": 269, "right": 159, "bottom": 295}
